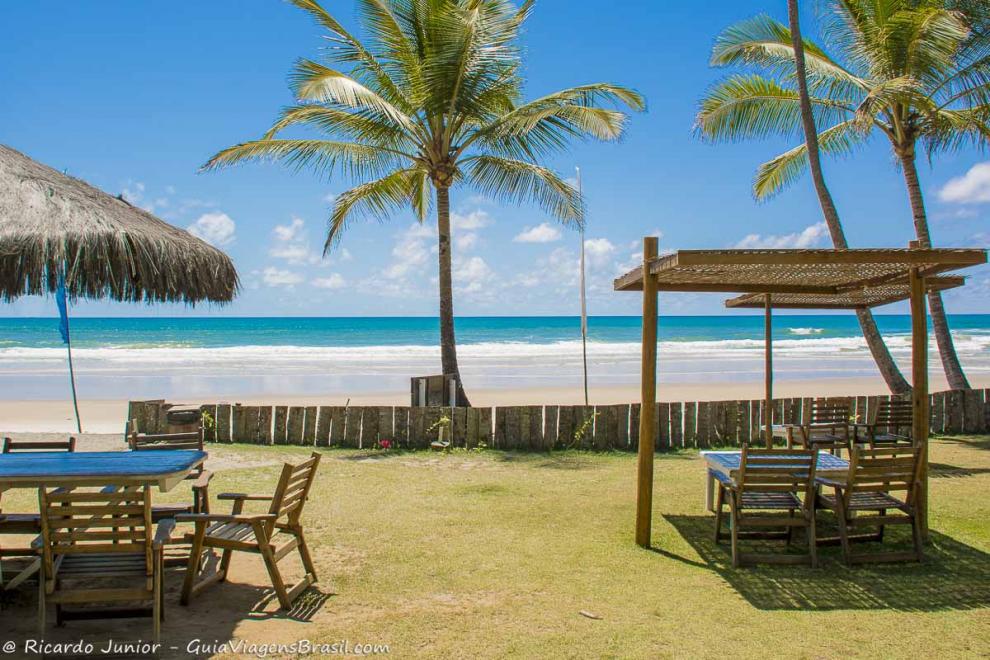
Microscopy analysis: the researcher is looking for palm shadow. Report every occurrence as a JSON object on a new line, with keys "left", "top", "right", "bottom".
{"left": 664, "top": 514, "right": 990, "bottom": 611}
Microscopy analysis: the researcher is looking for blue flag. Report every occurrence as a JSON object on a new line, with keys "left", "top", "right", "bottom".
{"left": 56, "top": 273, "right": 70, "bottom": 345}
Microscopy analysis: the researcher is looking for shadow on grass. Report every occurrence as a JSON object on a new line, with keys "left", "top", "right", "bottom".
{"left": 929, "top": 462, "right": 990, "bottom": 478}
{"left": 937, "top": 435, "right": 990, "bottom": 451}
{"left": 663, "top": 514, "right": 990, "bottom": 611}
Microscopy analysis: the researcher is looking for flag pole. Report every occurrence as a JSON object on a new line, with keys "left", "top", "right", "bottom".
{"left": 65, "top": 313, "right": 82, "bottom": 434}
{"left": 57, "top": 272, "right": 82, "bottom": 433}
{"left": 577, "top": 166, "right": 589, "bottom": 407}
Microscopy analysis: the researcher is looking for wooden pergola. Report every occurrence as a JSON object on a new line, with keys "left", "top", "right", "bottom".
{"left": 614, "top": 240, "right": 987, "bottom": 548}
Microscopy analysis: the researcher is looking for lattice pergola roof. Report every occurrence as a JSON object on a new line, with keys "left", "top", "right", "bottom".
{"left": 724, "top": 275, "right": 965, "bottom": 309}
{"left": 613, "top": 248, "right": 987, "bottom": 294}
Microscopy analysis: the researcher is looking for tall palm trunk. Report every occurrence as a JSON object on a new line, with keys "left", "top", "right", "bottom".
{"left": 786, "top": 0, "right": 911, "bottom": 394}
{"left": 436, "top": 186, "right": 471, "bottom": 405}
{"left": 898, "top": 146, "right": 971, "bottom": 390}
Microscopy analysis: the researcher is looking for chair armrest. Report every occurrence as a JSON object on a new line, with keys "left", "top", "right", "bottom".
{"left": 174, "top": 512, "right": 275, "bottom": 524}
{"left": 217, "top": 492, "right": 272, "bottom": 501}
{"left": 154, "top": 518, "right": 177, "bottom": 546}
{"left": 189, "top": 470, "right": 214, "bottom": 490}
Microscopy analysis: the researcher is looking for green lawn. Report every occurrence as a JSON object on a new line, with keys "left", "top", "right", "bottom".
{"left": 4, "top": 436, "right": 989, "bottom": 658}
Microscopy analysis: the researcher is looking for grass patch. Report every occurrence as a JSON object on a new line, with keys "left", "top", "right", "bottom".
{"left": 2, "top": 437, "right": 988, "bottom": 657}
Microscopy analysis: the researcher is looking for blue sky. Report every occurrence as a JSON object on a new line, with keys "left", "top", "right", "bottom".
{"left": 1, "top": 0, "right": 987, "bottom": 318}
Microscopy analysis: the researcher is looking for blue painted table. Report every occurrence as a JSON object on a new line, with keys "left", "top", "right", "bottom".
{"left": 0, "top": 450, "right": 207, "bottom": 491}
{"left": 700, "top": 450, "right": 850, "bottom": 513}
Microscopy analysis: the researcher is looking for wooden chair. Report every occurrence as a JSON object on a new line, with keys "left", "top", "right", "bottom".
{"left": 815, "top": 445, "right": 923, "bottom": 565}
{"left": 36, "top": 485, "right": 170, "bottom": 642}
{"left": 865, "top": 399, "right": 914, "bottom": 448}
{"left": 127, "top": 426, "right": 213, "bottom": 565}
{"left": 714, "top": 447, "right": 819, "bottom": 568}
{"left": 178, "top": 452, "right": 321, "bottom": 610}
{"left": 128, "top": 425, "right": 212, "bottom": 519}
{"left": 0, "top": 438, "right": 76, "bottom": 591}
{"left": 796, "top": 400, "right": 850, "bottom": 455}
{"left": 3, "top": 437, "right": 76, "bottom": 454}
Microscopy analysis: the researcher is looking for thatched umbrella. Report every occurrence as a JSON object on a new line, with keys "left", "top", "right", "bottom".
{"left": 0, "top": 144, "right": 239, "bottom": 430}
{"left": 0, "top": 144, "right": 238, "bottom": 303}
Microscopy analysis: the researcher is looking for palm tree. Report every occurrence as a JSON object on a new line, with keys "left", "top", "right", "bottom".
{"left": 204, "top": 0, "right": 644, "bottom": 404}
{"left": 696, "top": 0, "right": 990, "bottom": 390}
{"left": 782, "top": 0, "right": 911, "bottom": 394}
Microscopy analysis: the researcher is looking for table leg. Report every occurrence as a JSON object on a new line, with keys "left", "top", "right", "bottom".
{"left": 705, "top": 470, "right": 715, "bottom": 513}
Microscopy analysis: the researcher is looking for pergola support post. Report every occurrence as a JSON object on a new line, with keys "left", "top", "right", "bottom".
{"left": 635, "top": 237, "right": 659, "bottom": 548}
{"left": 909, "top": 266, "right": 929, "bottom": 539}
{"left": 764, "top": 294, "right": 773, "bottom": 448}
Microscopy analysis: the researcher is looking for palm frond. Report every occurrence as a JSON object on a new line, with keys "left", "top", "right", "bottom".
{"left": 263, "top": 105, "right": 413, "bottom": 151}
{"left": 754, "top": 120, "right": 869, "bottom": 199}
{"left": 202, "top": 139, "right": 401, "bottom": 180}
{"left": 711, "top": 14, "right": 867, "bottom": 98}
{"left": 288, "top": 0, "right": 412, "bottom": 110}
{"left": 289, "top": 59, "right": 418, "bottom": 134}
{"left": 326, "top": 168, "right": 424, "bottom": 251}
{"left": 922, "top": 105, "right": 990, "bottom": 156}
{"left": 464, "top": 156, "right": 582, "bottom": 223}
{"left": 696, "top": 74, "right": 853, "bottom": 142}
{"left": 853, "top": 75, "right": 931, "bottom": 128}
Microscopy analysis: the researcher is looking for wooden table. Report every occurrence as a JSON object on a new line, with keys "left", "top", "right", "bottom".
{"left": 761, "top": 424, "right": 867, "bottom": 448}
{"left": 0, "top": 450, "right": 206, "bottom": 491}
{"left": 0, "top": 450, "right": 206, "bottom": 590}
{"left": 700, "top": 450, "right": 850, "bottom": 513}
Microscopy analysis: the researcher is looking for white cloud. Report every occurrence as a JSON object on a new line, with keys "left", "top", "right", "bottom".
{"left": 456, "top": 233, "right": 479, "bottom": 250}
{"left": 514, "top": 223, "right": 562, "bottom": 244}
{"left": 323, "top": 192, "right": 337, "bottom": 204}
{"left": 455, "top": 255, "right": 494, "bottom": 294}
{"left": 584, "top": 238, "right": 616, "bottom": 267}
{"left": 339, "top": 247, "right": 353, "bottom": 261}
{"left": 262, "top": 267, "right": 303, "bottom": 287}
{"left": 270, "top": 217, "right": 321, "bottom": 265}
{"left": 273, "top": 217, "right": 304, "bottom": 242}
{"left": 734, "top": 222, "right": 828, "bottom": 249}
{"left": 939, "top": 162, "right": 990, "bottom": 204}
{"left": 188, "top": 211, "right": 236, "bottom": 246}
{"left": 385, "top": 224, "right": 433, "bottom": 280}
{"left": 311, "top": 274, "right": 346, "bottom": 289}
{"left": 452, "top": 209, "right": 491, "bottom": 230}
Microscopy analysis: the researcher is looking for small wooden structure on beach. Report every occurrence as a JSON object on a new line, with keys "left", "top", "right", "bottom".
{"left": 614, "top": 240, "right": 987, "bottom": 548}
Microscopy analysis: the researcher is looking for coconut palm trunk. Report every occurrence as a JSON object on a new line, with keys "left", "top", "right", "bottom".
{"left": 898, "top": 146, "right": 971, "bottom": 390}
{"left": 786, "top": 0, "right": 911, "bottom": 394}
{"left": 436, "top": 185, "right": 470, "bottom": 406}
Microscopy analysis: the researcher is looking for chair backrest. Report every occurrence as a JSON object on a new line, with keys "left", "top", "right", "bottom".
{"left": 37, "top": 485, "right": 153, "bottom": 585}
{"left": 268, "top": 452, "right": 321, "bottom": 526}
{"left": 809, "top": 400, "right": 850, "bottom": 427}
{"left": 128, "top": 428, "right": 204, "bottom": 452}
{"left": 738, "top": 446, "right": 818, "bottom": 501}
{"left": 3, "top": 437, "right": 76, "bottom": 453}
{"left": 872, "top": 399, "right": 914, "bottom": 435}
{"left": 845, "top": 445, "right": 921, "bottom": 506}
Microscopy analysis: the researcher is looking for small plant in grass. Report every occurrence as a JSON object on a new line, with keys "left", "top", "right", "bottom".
{"left": 570, "top": 411, "right": 598, "bottom": 449}
{"left": 201, "top": 410, "right": 216, "bottom": 438}
{"left": 376, "top": 439, "right": 393, "bottom": 451}
{"left": 427, "top": 415, "right": 452, "bottom": 449}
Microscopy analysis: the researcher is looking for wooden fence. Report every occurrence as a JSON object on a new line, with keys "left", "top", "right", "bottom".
{"left": 128, "top": 389, "right": 990, "bottom": 452}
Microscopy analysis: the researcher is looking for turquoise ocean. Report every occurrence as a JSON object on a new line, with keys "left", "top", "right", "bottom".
{"left": 0, "top": 315, "right": 986, "bottom": 399}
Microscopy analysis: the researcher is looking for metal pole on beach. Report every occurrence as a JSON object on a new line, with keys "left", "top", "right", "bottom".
{"left": 577, "top": 167, "right": 589, "bottom": 406}
{"left": 57, "top": 273, "right": 82, "bottom": 434}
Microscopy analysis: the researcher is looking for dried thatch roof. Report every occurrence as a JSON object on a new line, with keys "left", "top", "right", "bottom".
{"left": 0, "top": 144, "right": 238, "bottom": 304}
